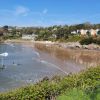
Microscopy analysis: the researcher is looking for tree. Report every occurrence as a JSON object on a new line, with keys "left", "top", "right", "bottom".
{"left": 3, "top": 25, "right": 8, "bottom": 33}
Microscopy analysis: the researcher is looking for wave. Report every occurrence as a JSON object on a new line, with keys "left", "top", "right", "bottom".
{"left": 0, "top": 52, "right": 8, "bottom": 57}
{"left": 40, "top": 60, "right": 68, "bottom": 75}
{"left": 6, "top": 43, "right": 15, "bottom": 47}
{"left": 34, "top": 51, "right": 40, "bottom": 57}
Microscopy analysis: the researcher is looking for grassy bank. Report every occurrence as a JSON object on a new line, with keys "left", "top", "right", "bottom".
{"left": 0, "top": 66, "right": 100, "bottom": 100}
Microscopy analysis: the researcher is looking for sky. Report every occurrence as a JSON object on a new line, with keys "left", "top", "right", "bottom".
{"left": 0, "top": 0, "right": 100, "bottom": 26}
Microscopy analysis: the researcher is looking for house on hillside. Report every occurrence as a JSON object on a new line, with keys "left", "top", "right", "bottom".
{"left": 22, "top": 33, "right": 37, "bottom": 40}
{"left": 79, "top": 29, "right": 100, "bottom": 37}
{"left": 71, "top": 31, "right": 77, "bottom": 35}
{"left": 90, "top": 29, "right": 96, "bottom": 37}
{"left": 80, "top": 29, "right": 87, "bottom": 36}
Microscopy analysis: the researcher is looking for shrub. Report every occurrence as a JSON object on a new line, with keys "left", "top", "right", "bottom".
{"left": 80, "top": 37, "right": 100, "bottom": 45}
{"left": 80, "top": 37, "right": 93, "bottom": 45}
{"left": 0, "top": 67, "right": 99, "bottom": 100}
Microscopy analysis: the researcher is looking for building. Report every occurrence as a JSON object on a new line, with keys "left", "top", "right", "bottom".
{"left": 71, "top": 31, "right": 77, "bottom": 35}
{"left": 90, "top": 29, "right": 97, "bottom": 37}
{"left": 80, "top": 29, "right": 87, "bottom": 36}
{"left": 79, "top": 29, "right": 100, "bottom": 37}
{"left": 22, "top": 33, "right": 37, "bottom": 40}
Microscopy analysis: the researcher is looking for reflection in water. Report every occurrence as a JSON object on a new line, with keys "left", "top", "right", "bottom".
{"left": 35, "top": 43, "right": 100, "bottom": 69}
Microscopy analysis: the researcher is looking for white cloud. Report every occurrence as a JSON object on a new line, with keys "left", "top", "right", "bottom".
{"left": 42, "top": 9, "right": 48, "bottom": 14}
{"left": 15, "top": 6, "right": 30, "bottom": 16}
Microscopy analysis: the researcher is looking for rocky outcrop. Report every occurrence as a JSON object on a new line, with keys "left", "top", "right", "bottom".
{"left": 53, "top": 42, "right": 100, "bottom": 50}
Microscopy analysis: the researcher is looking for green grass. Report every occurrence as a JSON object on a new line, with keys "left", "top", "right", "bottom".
{"left": 0, "top": 66, "right": 100, "bottom": 100}
{"left": 57, "top": 88, "right": 91, "bottom": 100}
{"left": 57, "top": 86, "right": 100, "bottom": 100}
{"left": 66, "top": 35, "right": 81, "bottom": 42}
{"left": 57, "top": 35, "right": 81, "bottom": 42}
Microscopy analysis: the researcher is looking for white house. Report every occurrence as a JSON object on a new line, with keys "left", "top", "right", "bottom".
{"left": 22, "top": 33, "right": 37, "bottom": 40}
{"left": 90, "top": 29, "right": 97, "bottom": 36}
{"left": 71, "top": 31, "right": 77, "bottom": 34}
{"left": 80, "top": 29, "right": 87, "bottom": 35}
{"left": 79, "top": 29, "right": 100, "bottom": 36}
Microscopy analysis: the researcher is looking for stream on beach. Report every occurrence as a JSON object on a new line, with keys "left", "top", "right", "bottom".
{"left": 0, "top": 43, "right": 100, "bottom": 92}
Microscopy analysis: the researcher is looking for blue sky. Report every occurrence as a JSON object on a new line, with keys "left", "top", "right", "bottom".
{"left": 0, "top": 0, "right": 100, "bottom": 26}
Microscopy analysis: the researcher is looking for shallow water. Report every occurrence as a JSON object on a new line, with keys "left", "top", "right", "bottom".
{"left": 0, "top": 43, "right": 63, "bottom": 92}
{"left": 0, "top": 43, "right": 100, "bottom": 92}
